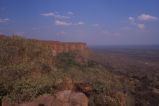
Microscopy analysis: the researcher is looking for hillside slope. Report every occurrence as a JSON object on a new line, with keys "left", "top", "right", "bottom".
{"left": 0, "top": 35, "right": 134, "bottom": 106}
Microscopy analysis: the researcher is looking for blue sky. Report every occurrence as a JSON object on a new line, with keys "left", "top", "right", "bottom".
{"left": 0, "top": 0, "right": 159, "bottom": 45}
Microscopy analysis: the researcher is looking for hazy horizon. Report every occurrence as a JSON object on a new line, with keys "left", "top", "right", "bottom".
{"left": 0, "top": 0, "right": 159, "bottom": 45}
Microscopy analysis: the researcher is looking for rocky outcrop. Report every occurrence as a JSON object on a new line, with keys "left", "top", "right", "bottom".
{"left": 17, "top": 91, "right": 88, "bottom": 106}
{"left": 0, "top": 35, "right": 89, "bottom": 56}
{"left": 2, "top": 92, "right": 88, "bottom": 106}
{"left": 2, "top": 91, "right": 88, "bottom": 106}
{"left": 46, "top": 41, "right": 88, "bottom": 56}
{"left": 0, "top": 34, "right": 6, "bottom": 39}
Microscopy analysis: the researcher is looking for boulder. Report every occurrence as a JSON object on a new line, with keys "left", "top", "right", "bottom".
{"left": 62, "top": 77, "right": 74, "bottom": 90}
{"left": 2, "top": 91, "right": 88, "bottom": 106}
{"left": 55, "top": 90, "right": 88, "bottom": 106}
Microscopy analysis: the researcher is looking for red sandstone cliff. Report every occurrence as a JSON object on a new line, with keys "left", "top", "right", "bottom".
{"left": 44, "top": 40, "right": 89, "bottom": 56}
{"left": 0, "top": 35, "right": 89, "bottom": 56}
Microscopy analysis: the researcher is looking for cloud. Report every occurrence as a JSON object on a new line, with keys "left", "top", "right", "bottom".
{"left": 137, "top": 24, "right": 145, "bottom": 29}
{"left": 128, "top": 13, "right": 158, "bottom": 30}
{"left": 0, "top": 18, "right": 10, "bottom": 23}
{"left": 120, "top": 26, "right": 131, "bottom": 31}
{"left": 67, "top": 11, "right": 74, "bottom": 15}
{"left": 55, "top": 20, "right": 72, "bottom": 26}
{"left": 41, "top": 12, "right": 54, "bottom": 16}
{"left": 128, "top": 17, "right": 135, "bottom": 24}
{"left": 128, "top": 16, "right": 146, "bottom": 30}
{"left": 41, "top": 11, "right": 85, "bottom": 27}
{"left": 56, "top": 31, "right": 66, "bottom": 35}
{"left": 71, "top": 21, "right": 85, "bottom": 26}
{"left": 102, "top": 30, "right": 121, "bottom": 36}
{"left": 138, "top": 14, "right": 158, "bottom": 21}
{"left": 77, "top": 21, "right": 84, "bottom": 25}
{"left": 128, "top": 15, "right": 150, "bottom": 30}
{"left": 14, "top": 32, "right": 26, "bottom": 36}
{"left": 32, "top": 27, "right": 40, "bottom": 30}
{"left": 92, "top": 24, "right": 99, "bottom": 27}
{"left": 55, "top": 20, "right": 85, "bottom": 26}
{"left": 41, "top": 12, "right": 70, "bottom": 19}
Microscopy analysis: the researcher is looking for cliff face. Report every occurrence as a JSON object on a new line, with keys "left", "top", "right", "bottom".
{"left": 47, "top": 41, "right": 88, "bottom": 56}
{"left": 0, "top": 35, "right": 89, "bottom": 56}
{"left": 0, "top": 34, "right": 7, "bottom": 39}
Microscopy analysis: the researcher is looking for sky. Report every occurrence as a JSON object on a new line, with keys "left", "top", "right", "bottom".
{"left": 0, "top": 0, "right": 159, "bottom": 45}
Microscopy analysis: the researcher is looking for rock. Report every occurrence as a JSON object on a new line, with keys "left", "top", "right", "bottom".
{"left": 55, "top": 90, "right": 88, "bottom": 106}
{"left": 75, "top": 82, "right": 92, "bottom": 96}
{"left": 62, "top": 77, "right": 74, "bottom": 90}
{"left": 2, "top": 78, "right": 90, "bottom": 106}
{"left": 2, "top": 91, "right": 88, "bottom": 106}
{"left": 2, "top": 97, "right": 19, "bottom": 106}
{"left": 55, "top": 90, "right": 72, "bottom": 104}
{"left": 152, "top": 88, "right": 159, "bottom": 95}
{"left": 2, "top": 97, "right": 12, "bottom": 106}
{"left": 47, "top": 41, "right": 88, "bottom": 55}
{"left": 57, "top": 77, "right": 75, "bottom": 91}
{"left": 69, "top": 92, "right": 88, "bottom": 106}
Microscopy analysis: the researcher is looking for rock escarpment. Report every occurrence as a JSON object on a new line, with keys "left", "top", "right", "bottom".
{"left": 0, "top": 35, "right": 89, "bottom": 56}
{"left": 47, "top": 41, "right": 88, "bottom": 56}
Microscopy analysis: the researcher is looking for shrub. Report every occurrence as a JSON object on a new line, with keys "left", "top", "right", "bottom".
{"left": 0, "top": 35, "right": 55, "bottom": 102}
{"left": 55, "top": 52, "right": 79, "bottom": 69}
{"left": 8, "top": 75, "right": 56, "bottom": 103}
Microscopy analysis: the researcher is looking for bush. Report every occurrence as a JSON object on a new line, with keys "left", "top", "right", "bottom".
{"left": 8, "top": 75, "right": 56, "bottom": 103}
{"left": 55, "top": 52, "right": 79, "bottom": 69}
{"left": 0, "top": 35, "right": 55, "bottom": 102}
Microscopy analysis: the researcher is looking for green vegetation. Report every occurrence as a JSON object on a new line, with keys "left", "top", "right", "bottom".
{"left": 0, "top": 36, "right": 55, "bottom": 103}
{"left": 0, "top": 35, "right": 132, "bottom": 105}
